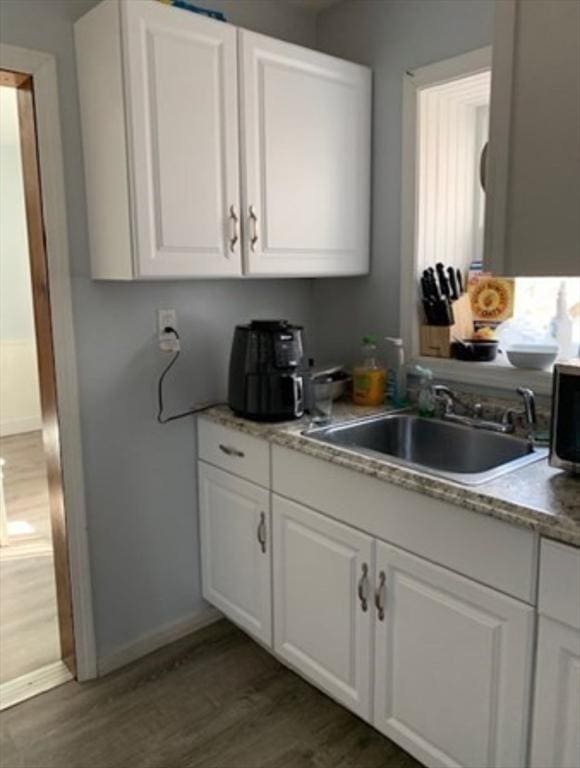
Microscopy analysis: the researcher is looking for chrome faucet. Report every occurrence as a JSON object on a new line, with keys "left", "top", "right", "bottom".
{"left": 433, "top": 384, "right": 537, "bottom": 438}
{"left": 432, "top": 385, "right": 489, "bottom": 428}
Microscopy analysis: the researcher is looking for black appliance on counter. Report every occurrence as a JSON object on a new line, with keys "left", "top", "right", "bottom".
{"left": 550, "top": 362, "right": 580, "bottom": 474}
{"left": 228, "top": 320, "right": 306, "bottom": 422}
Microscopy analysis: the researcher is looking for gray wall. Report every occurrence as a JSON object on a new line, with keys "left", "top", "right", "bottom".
{"left": 311, "top": 0, "right": 495, "bottom": 365}
{"left": 0, "top": 0, "right": 497, "bottom": 664}
{"left": 0, "top": 0, "right": 317, "bottom": 660}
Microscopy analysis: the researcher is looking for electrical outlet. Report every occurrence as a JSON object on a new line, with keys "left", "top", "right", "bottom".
{"left": 157, "top": 309, "right": 180, "bottom": 352}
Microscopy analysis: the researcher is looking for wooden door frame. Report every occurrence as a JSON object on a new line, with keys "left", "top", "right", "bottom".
{"left": 0, "top": 44, "right": 97, "bottom": 681}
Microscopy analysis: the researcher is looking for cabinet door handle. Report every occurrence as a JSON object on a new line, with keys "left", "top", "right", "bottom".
{"left": 357, "top": 562, "right": 370, "bottom": 612}
{"left": 257, "top": 512, "right": 267, "bottom": 554}
{"left": 228, "top": 204, "right": 239, "bottom": 252}
{"left": 218, "top": 444, "right": 245, "bottom": 458}
{"left": 375, "top": 570, "right": 386, "bottom": 621}
{"left": 249, "top": 205, "right": 259, "bottom": 251}
{"left": 480, "top": 141, "right": 488, "bottom": 192}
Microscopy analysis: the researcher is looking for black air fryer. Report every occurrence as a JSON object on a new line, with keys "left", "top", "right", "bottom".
{"left": 228, "top": 320, "right": 306, "bottom": 422}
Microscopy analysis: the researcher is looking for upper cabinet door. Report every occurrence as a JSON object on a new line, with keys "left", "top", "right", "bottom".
{"left": 485, "top": 0, "right": 580, "bottom": 276}
{"left": 122, "top": 2, "right": 242, "bottom": 277}
{"left": 239, "top": 31, "right": 371, "bottom": 277}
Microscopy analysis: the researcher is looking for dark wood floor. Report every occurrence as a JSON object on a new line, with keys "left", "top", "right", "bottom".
{"left": 0, "top": 619, "right": 421, "bottom": 768}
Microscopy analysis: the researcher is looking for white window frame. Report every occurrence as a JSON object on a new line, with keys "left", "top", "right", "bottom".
{"left": 399, "top": 45, "right": 552, "bottom": 396}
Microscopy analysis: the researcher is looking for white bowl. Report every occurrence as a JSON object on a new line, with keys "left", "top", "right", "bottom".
{"left": 505, "top": 344, "right": 559, "bottom": 370}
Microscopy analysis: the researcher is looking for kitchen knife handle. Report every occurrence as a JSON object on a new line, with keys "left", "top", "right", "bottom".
{"left": 436, "top": 263, "right": 450, "bottom": 298}
{"left": 447, "top": 267, "right": 458, "bottom": 301}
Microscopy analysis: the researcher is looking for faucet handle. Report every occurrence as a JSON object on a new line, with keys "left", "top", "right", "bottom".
{"left": 516, "top": 387, "right": 536, "bottom": 427}
{"left": 432, "top": 385, "right": 456, "bottom": 414}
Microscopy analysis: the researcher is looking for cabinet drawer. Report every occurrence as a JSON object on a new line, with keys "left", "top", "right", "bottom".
{"left": 198, "top": 418, "right": 270, "bottom": 487}
{"left": 272, "top": 445, "right": 537, "bottom": 603}
{"left": 539, "top": 539, "right": 580, "bottom": 629}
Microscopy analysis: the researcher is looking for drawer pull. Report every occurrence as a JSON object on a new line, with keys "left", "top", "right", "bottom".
{"left": 375, "top": 570, "right": 386, "bottom": 621}
{"left": 257, "top": 512, "right": 267, "bottom": 554}
{"left": 218, "top": 444, "right": 245, "bottom": 458}
{"left": 357, "top": 562, "right": 370, "bottom": 612}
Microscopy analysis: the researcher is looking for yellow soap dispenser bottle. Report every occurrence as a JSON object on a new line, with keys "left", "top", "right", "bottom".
{"left": 353, "top": 335, "right": 386, "bottom": 406}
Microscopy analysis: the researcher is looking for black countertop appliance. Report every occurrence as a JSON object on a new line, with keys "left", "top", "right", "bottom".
{"left": 228, "top": 319, "right": 306, "bottom": 421}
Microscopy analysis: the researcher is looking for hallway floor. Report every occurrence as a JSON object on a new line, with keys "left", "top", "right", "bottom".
{"left": 0, "top": 432, "right": 52, "bottom": 550}
{"left": 0, "top": 555, "right": 60, "bottom": 684}
{"left": 0, "top": 431, "right": 60, "bottom": 684}
{"left": 0, "top": 619, "right": 421, "bottom": 768}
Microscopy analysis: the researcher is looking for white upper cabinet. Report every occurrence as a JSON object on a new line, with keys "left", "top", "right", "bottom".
{"left": 75, "top": 0, "right": 242, "bottom": 279}
{"left": 485, "top": 0, "right": 580, "bottom": 276}
{"left": 75, "top": 1, "right": 372, "bottom": 280}
{"left": 239, "top": 31, "right": 371, "bottom": 276}
{"left": 123, "top": 1, "right": 242, "bottom": 277}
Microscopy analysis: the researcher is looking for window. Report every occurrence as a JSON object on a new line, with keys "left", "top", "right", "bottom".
{"left": 401, "top": 48, "right": 579, "bottom": 393}
{"left": 415, "top": 68, "right": 491, "bottom": 279}
{"left": 506, "top": 277, "right": 580, "bottom": 357}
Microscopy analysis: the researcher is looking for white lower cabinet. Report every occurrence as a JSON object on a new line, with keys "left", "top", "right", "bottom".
{"left": 198, "top": 429, "right": 544, "bottom": 768}
{"left": 372, "top": 541, "right": 535, "bottom": 768}
{"left": 530, "top": 540, "right": 580, "bottom": 768}
{"left": 530, "top": 617, "right": 580, "bottom": 768}
{"left": 198, "top": 462, "right": 271, "bottom": 645}
{"left": 272, "top": 495, "right": 373, "bottom": 719}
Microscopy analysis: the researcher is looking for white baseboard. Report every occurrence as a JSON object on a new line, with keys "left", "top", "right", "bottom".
{"left": 0, "top": 416, "right": 42, "bottom": 437}
{"left": 0, "top": 660, "right": 72, "bottom": 710}
{"left": 97, "top": 605, "right": 221, "bottom": 677}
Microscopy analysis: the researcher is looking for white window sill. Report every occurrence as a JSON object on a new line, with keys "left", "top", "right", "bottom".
{"left": 413, "top": 356, "right": 554, "bottom": 397}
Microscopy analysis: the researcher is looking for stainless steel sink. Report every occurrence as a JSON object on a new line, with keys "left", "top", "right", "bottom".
{"left": 303, "top": 412, "right": 548, "bottom": 485}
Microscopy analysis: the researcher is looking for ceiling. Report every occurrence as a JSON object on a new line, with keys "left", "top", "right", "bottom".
{"left": 289, "top": 0, "right": 343, "bottom": 12}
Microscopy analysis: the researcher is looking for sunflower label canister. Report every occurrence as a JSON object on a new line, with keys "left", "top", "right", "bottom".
{"left": 468, "top": 275, "right": 515, "bottom": 324}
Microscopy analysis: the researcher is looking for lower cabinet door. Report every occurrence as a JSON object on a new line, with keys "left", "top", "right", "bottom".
{"left": 530, "top": 616, "right": 580, "bottom": 768}
{"left": 272, "top": 495, "right": 373, "bottom": 719}
{"left": 373, "top": 541, "right": 534, "bottom": 768}
{"left": 198, "top": 462, "right": 271, "bottom": 645}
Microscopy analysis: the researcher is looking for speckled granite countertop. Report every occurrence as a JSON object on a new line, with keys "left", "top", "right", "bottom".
{"left": 202, "top": 403, "right": 580, "bottom": 547}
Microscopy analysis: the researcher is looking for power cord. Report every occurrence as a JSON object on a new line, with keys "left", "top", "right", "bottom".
{"left": 157, "top": 328, "right": 223, "bottom": 424}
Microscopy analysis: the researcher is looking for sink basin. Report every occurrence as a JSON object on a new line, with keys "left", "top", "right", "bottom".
{"left": 304, "top": 412, "right": 548, "bottom": 485}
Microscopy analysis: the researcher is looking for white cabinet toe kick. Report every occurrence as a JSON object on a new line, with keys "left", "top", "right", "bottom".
{"left": 197, "top": 418, "right": 580, "bottom": 768}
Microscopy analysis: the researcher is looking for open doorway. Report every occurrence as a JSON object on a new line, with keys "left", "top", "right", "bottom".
{"left": 0, "top": 69, "right": 75, "bottom": 707}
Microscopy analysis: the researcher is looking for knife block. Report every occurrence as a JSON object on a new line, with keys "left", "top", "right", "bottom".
{"left": 419, "top": 294, "right": 473, "bottom": 358}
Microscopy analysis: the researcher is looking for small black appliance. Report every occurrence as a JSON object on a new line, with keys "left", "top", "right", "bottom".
{"left": 550, "top": 362, "right": 580, "bottom": 474}
{"left": 228, "top": 320, "right": 306, "bottom": 421}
